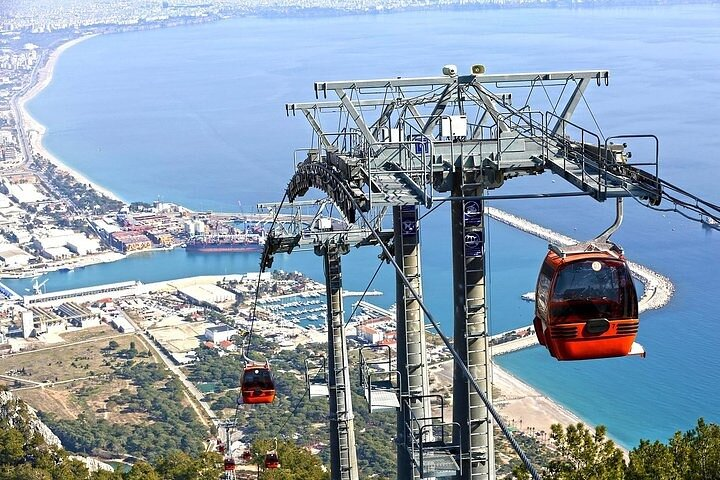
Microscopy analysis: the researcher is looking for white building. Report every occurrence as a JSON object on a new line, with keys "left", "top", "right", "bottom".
{"left": 204, "top": 325, "right": 237, "bottom": 344}
{"left": 357, "top": 324, "right": 384, "bottom": 344}
{"left": 66, "top": 236, "right": 101, "bottom": 255}
{"left": 111, "top": 315, "right": 135, "bottom": 333}
{"left": 20, "top": 308, "right": 34, "bottom": 338}
{"left": 93, "top": 218, "right": 121, "bottom": 235}
{"left": 41, "top": 246, "right": 72, "bottom": 260}
{"left": 0, "top": 192, "right": 12, "bottom": 208}
{"left": 177, "top": 284, "right": 235, "bottom": 306}
{"left": 0, "top": 245, "right": 32, "bottom": 267}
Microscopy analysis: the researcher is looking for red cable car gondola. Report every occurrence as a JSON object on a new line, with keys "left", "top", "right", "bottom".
{"left": 223, "top": 458, "right": 236, "bottom": 471}
{"left": 241, "top": 450, "right": 252, "bottom": 462}
{"left": 240, "top": 363, "right": 276, "bottom": 404}
{"left": 533, "top": 242, "right": 642, "bottom": 361}
{"left": 264, "top": 450, "right": 280, "bottom": 469}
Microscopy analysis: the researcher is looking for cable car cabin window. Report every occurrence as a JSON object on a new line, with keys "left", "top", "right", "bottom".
{"left": 550, "top": 259, "right": 637, "bottom": 322}
{"left": 535, "top": 261, "right": 554, "bottom": 319}
{"left": 243, "top": 368, "right": 273, "bottom": 390}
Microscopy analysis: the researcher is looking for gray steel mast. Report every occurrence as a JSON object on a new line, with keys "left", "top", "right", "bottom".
{"left": 317, "top": 240, "right": 359, "bottom": 480}
{"left": 259, "top": 199, "right": 391, "bottom": 480}
{"left": 394, "top": 205, "right": 432, "bottom": 480}
{"left": 275, "top": 64, "right": 662, "bottom": 479}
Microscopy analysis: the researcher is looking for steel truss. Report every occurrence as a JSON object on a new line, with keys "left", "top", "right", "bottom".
{"left": 263, "top": 65, "right": 664, "bottom": 480}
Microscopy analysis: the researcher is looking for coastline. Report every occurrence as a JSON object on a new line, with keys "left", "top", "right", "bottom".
{"left": 10, "top": 34, "right": 665, "bottom": 460}
{"left": 15, "top": 34, "right": 125, "bottom": 204}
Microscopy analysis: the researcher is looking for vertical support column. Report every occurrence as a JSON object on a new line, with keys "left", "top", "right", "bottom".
{"left": 451, "top": 180, "right": 495, "bottom": 480}
{"left": 394, "top": 205, "right": 431, "bottom": 480}
{"left": 318, "top": 242, "right": 359, "bottom": 480}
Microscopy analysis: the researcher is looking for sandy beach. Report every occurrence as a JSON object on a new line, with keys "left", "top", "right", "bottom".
{"left": 14, "top": 34, "right": 125, "bottom": 203}
{"left": 430, "top": 358, "right": 586, "bottom": 439}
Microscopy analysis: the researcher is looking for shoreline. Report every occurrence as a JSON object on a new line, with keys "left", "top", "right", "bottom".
{"left": 11, "top": 34, "right": 666, "bottom": 458}
{"left": 14, "top": 34, "right": 125, "bottom": 204}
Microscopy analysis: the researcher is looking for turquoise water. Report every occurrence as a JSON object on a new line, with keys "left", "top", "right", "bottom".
{"left": 16, "top": 4, "right": 720, "bottom": 448}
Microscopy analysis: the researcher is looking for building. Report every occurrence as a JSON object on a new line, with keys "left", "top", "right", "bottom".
{"left": 111, "top": 315, "right": 135, "bottom": 333}
{"left": 41, "top": 246, "right": 72, "bottom": 260}
{"left": 4, "top": 181, "right": 45, "bottom": 204}
{"left": 177, "top": 284, "right": 235, "bottom": 309}
{"left": 110, "top": 231, "right": 152, "bottom": 252}
{"left": 204, "top": 324, "right": 237, "bottom": 344}
{"left": 23, "top": 281, "right": 140, "bottom": 307}
{"left": 0, "top": 244, "right": 31, "bottom": 267}
{"left": 146, "top": 230, "right": 173, "bottom": 247}
{"left": 28, "top": 307, "right": 65, "bottom": 334}
{"left": 66, "top": 236, "right": 102, "bottom": 255}
{"left": 55, "top": 302, "right": 101, "bottom": 328}
{"left": 357, "top": 324, "right": 384, "bottom": 344}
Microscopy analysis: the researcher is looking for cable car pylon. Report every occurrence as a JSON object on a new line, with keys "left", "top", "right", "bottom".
{"left": 316, "top": 240, "right": 359, "bottom": 480}
{"left": 259, "top": 63, "right": 720, "bottom": 480}
{"left": 257, "top": 199, "right": 392, "bottom": 480}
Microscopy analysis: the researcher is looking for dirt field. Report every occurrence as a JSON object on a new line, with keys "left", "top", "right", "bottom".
{"left": 6, "top": 335, "right": 158, "bottom": 423}
{"left": 61, "top": 324, "right": 115, "bottom": 342}
{"left": 147, "top": 322, "right": 210, "bottom": 353}
{"left": 0, "top": 334, "right": 147, "bottom": 384}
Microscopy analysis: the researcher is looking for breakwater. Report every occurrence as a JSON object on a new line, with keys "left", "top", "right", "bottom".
{"left": 486, "top": 207, "right": 674, "bottom": 313}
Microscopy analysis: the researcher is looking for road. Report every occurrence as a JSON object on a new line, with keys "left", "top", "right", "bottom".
{"left": 4, "top": 332, "right": 132, "bottom": 356}
{"left": 120, "top": 310, "right": 218, "bottom": 427}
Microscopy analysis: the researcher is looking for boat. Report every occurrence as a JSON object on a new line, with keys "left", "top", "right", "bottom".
{"left": 185, "top": 232, "right": 264, "bottom": 253}
{"left": 701, "top": 215, "right": 720, "bottom": 230}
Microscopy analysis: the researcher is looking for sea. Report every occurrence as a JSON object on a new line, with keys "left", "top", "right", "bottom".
{"left": 6, "top": 3, "right": 720, "bottom": 450}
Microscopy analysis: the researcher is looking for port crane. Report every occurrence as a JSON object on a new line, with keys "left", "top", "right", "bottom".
{"left": 255, "top": 64, "right": 720, "bottom": 480}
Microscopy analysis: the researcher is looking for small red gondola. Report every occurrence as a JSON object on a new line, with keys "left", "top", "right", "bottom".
{"left": 264, "top": 451, "right": 280, "bottom": 469}
{"left": 223, "top": 458, "right": 236, "bottom": 471}
{"left": 241, "top": 363, "right": 276, "bottom": 404}
{"left": 241, "top": 450, "right": 252, "bottom": 462}
{"left": 533, "top": 242, "right": 640, "bottom": 361}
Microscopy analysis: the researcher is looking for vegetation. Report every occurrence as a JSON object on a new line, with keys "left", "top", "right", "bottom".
{"left": 186, "top": 338, "right": 397, "bottom": 478}
{"left": 30, "top": 153, "right": 124, "bottom": 215}
{"left": 250, "top": 439, "right": 329, "bottom": 480}
{"left": 511, "top": 419, "right": 720, "bottom": 479}
{"left": 1, "top": 392, "right": 221, "bottom": 479}
{"left": 41, "top": 358, "right": 206, "bottom": 462}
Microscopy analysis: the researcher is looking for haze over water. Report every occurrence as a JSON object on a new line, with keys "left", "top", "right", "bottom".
{"left": 13, "top": 3, "right": 720, "bottom": 448}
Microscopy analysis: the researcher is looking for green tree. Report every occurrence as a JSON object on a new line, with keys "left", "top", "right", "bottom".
{"left": 0, "top": 428, "right": 25, "bottom": 466}
{"left": 546, "top": 423, "right": 625, "bottom": 480}
{"left": 153, "top": 451, "right": 220, "bottom": 480}
{"left": 626, "top": 440, "right": 679, "bottom": 480}
{"left": 627, "top": 418, "right": 720, "bottom": 480}
{"left": 252, "top": 439, "right": 329, "bottom": 480}
{"left": 124, "top": 461, "right": 161, "bottom": 480}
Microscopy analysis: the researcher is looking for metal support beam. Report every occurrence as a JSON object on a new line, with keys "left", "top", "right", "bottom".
{"left": 472, "top": 85, "right": 509, "bottom": 134}
{"left": 394, "top": 205, "right": 432, "bottom": 480}
{"left": 422, "top": 83, "right": 456, "bottom": 135}
{"left": 550, "top": 77, "right": 590, "bottom": 136}
{"left": 301, "top": 108, "right": 335, "bottom": 150}
{"left": 315, "top": 70, "right": 609, "bottom": 92}
{"left": 451, "top": 177, "right": 495, "bottom": 480}
{"left": 318, "top": 243, "right": 359, "bottom": 480}
{"left": 336, "top": 88, "right": 377, "bottom": 146}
